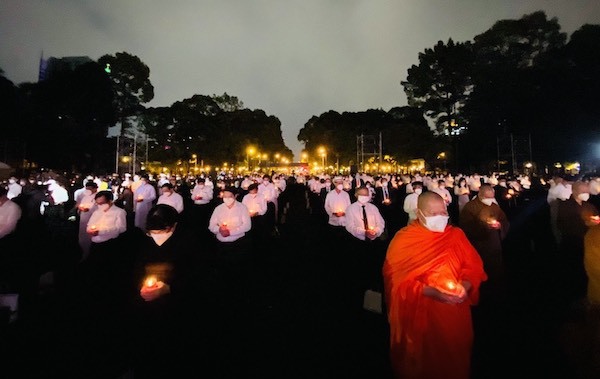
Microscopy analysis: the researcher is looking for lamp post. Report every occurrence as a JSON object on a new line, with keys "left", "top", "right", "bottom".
{"left": 246, "top": 146, "right": 256, "bottom": 172}
{"left": 318, "top": 146, "right": 326, "bottom": 170}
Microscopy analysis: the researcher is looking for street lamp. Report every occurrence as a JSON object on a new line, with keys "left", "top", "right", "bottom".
{"left": 318, "top": 146, "right": 326, "bottom": 169}
{"left": 246, "top": 146, "right": 256, "bottom": 171}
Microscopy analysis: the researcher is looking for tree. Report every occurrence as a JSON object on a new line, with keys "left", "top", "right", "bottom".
{"left": 402, "top": 39, "right": 474, "bottom": 136}
{"left": 211, "top": 92, "right": 245, "bottom": 112}
{"left": 97, "top": 52, "right": 154, "bottom": 136}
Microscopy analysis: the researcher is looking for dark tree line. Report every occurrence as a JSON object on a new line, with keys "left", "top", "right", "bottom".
{"left": 0, "top": 52, "right": 291, "bottom": 174}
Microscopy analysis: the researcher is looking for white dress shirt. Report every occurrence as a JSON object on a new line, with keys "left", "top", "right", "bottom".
{"left": 157, "top": 191, "right": 185, "bottom": 213}
{"left": 345, "top": 201, "right": 385, "bottom": 241}
{"left": 403, "top": 192, "right": 420, "bottom": 222}
{"left": 242, "top": 193, "right": 268, "bottom": 216}
{"left": 208, "top": 201, "right": 252, "bottom": 242}
{"left": 191, "top": 185, "right": 213, "bottom": 205}
{"left": 258, "top": 182, "right": 278, "bottom": 203}
{"left": 87, "top": 204, "right": 127, "bottom": 243}
{"left": 0, "top": 199, "right": 21, "bottom": 239}
{"left": 324, "top": 189, "right": 351, "bottom": 227}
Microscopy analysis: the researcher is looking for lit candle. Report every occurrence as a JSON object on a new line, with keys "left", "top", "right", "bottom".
{"left": 222, "top": 221, "right": 228, "bottom": 227}
{"left": 487, "top": 218, "right": 500, "bottom": 228}
{"left": 591, "top": 215, "right": 600, "bottom": 223}
{"left": 506, "top": 194, "right": 512, "bottom": 199}
{"left": 90, "top": 224, "right": 97, "bottom": 231}
{"left": 144, "top": 275, "right": 157, "bottom": 288}
{"left": 383, "top": 198, "right": 391, "bottom": 204}
{"left": 137, "top": 195, "right": 144, "bottom": 201}
{"left": 446, "top": 280, "right": 456, "bottom": 291}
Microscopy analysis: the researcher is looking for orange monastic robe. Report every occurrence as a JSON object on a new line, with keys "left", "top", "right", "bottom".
{"left": 383, "top": 221, "right": 487, "bottom": 379}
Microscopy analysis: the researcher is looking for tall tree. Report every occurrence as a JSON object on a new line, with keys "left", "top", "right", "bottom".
{"left": 97, "top": 52, "right": 154, "bottom": 136}
{"left": 402, "top": 39, "right": 474, "bottom": 136}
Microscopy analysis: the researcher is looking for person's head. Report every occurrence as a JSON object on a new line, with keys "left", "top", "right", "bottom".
{"left": 140, "top": 173, "right": 149, "bottom": 183}
{"left": 478, "top": 184, "right": 495, "bottom": 200}
{"left": 333, "top": 177, "right": 344, "bottom": 190}
{"left": 417, "top": 191, "right": 449, "bottom": 232}
{"left": 222, "top": 188, "right": 236, "bottom": 206}
{"left": 572, "top": 180, "right": 590, "bottom": 202}
{"left": 412, "top": 181, "right": 423, "bottom": 194}
{"left": 262, "top": 175, "right": 271, "bottom": 183}
{"left": 161, "top": 183, "right": 174, "bottom": 195}
{"left": 85, "top": 180, "right": 98, "bottom": 193}
{"left": 438, "top": 179, "right": 445, "bottom": 188}
{"left": 248, "top": 183, "right": 259, "bottom": 194}
{"left": 146, "top": 204, "right": 179, "bottom": 233}
{"left": 355, "top": 186, "right": 370, "bottom": 204}
{"left": 94, "top": 190, "right": 114, "bottom": 211}
{"left": 458, "top": 177, "right": 467, "bottom": 187}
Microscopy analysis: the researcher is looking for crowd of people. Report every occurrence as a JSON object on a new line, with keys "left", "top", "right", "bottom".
{"left": 1, "top": 168, "right": 600, "bottom": 378}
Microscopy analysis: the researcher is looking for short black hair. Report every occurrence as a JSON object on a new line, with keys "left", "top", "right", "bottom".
{"left": 85, "top": 180, "right": 98, "bottom": 188}
{"left": 161, "top": 183, "right": 174, "bottom": 189}
{"left": 94, "top": 190, "right": 113, "bottom": 202}
{"left": 248, "top": 183, "right": 259, "bottom": 191}
{"left": 146, "top": 204, "right": 179, "bottom": 231}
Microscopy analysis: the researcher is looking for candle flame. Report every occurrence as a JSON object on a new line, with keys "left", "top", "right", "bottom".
{"left": 144, "top": 276, "right": 157, "bottom": 288}
{"left": 446, "top": 281, "right": 456, "bottom": 290}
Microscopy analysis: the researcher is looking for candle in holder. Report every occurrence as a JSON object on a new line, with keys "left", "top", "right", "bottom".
{"left": 383, "top": 198, "right": 391, "bottom": 204}
{"left": 137, "top": 195, "right": 144, "bottom": 202}
{"left": 90, "top": 224, "right": 97, "bottom": 231}
{"left": 144, "top": 275, "right": 158, "bottom": 289}
{"left": 221, "top": 221, "right": 228, "bottom": 227}
{"left": 591, "top": 215, "right": 600, "bottom": 224}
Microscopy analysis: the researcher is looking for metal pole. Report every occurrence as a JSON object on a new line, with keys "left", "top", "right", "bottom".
{"left": 133, "top": 132, "right": 137, "bottom": 174}
{"left": 115, "top": 135, "right": 120, "bottom": 174}
{"left": 510, "top": 133, "right": 516, "bottom": 175}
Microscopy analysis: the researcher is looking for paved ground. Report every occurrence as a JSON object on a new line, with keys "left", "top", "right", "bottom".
{"left": 1, "top": 188, "right": 599, "bottom": 379}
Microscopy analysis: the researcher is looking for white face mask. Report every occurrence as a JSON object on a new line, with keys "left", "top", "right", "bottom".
{"left": 336, "top": 184, "right": 344, "bottom": 191}
{"left": 578, "top": 193, "right": 590, "bottom": 202}
{"left": 8, "top": 179, "right": 16, "bottom": 184}
{"left": 414, "top": 188, "right": 423, "bottom": 195}
{"left": 481, "top": 198, "right": 496, "bottom": 206}
{"left": 420, "top": 211, "right": 449, "bottom": 233}
{"left": 150, "top": 231, "right": 173, "bottom": 246}
{"left": 98, "top": 203, "right": 110, "bottom": 211}
{"left": 223, "top": 197, "right": 235, "bottom": 206}
{"left": 357, "top": 195, "right": 370, "bottom": 204}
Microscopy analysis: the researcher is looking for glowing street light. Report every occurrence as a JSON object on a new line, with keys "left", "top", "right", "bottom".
{"left": 318, "top": 146, "right": 327, "bottom": 168}
{"left": 246, "top": 146, "right": 256, "bottom": 170}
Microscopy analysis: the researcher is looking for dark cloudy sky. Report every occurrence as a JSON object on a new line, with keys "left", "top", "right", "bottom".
{"left": 2, "top": 1, "right": 600, "bottom": 159}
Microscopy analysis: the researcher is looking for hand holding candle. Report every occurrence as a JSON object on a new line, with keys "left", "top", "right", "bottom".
{"left": 487, "top": 218, "right": 501, "bottom": 229}
{"left": 140, "top": 275, "right": 167, "bottom": 302}
{"left": 87, "top": 224, "right": 99, "bottom": 236}
{"left": 219, "top": 222, "right": 230, "bottom": 237}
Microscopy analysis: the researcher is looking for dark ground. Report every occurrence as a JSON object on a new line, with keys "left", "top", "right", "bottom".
{"left": 1, "top": 187, "right": 599, "bottom": 379}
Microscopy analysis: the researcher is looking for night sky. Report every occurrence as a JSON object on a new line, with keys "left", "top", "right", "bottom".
{"left": 2, "top": 1, "right": 600, "bottom": 158}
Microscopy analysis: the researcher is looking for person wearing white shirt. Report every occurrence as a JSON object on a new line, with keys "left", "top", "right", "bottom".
{"left": 344, "top": 186, "right": 387, "bottom": 306}
{"left": 242, "top": 183, "right": 268, "bottom": 217}
{"left": 258, "top": 174, "right": 279, "bottom": 230}
{"left": 76, "top": 181, "right": 99, "bottom": 261}
{"left": 433, "top": 179, "right": 453, "bottom": 206}
{"left": 7, "top": 177, "right": 22, "bottom": 200}
{"left": 84, "top": 190, "right": 128, "bottom": 304}
{"left": 209, "top": 188, "right": 252, "bottom": 244}
{"left": 157, "top": 183, "right": 184, "bottom": 214}
{"left": 324, "top": 177, "right": 351, "bottom": 227}
{"left": 403, "top": 181, "right": 423, "bottom": 225}
{"left": 208, "top": 187, "right": 253, "bottom": 308}
{"left": 134, "top": 174, "right": 157, "bottom": 230}
{"left": 548, "top": 175, "right": 572, "bottom": 246}
{"left": 0, "top": 186, "right": 21, "bottom": 240}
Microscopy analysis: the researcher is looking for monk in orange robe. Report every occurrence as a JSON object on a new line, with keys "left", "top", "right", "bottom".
{"left": 383, "top": 192, "right": 487, "bottom": 379}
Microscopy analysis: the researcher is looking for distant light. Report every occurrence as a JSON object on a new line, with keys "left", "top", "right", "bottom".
{"left": 104, "top": 63, "right": 111, "bottom": 74}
